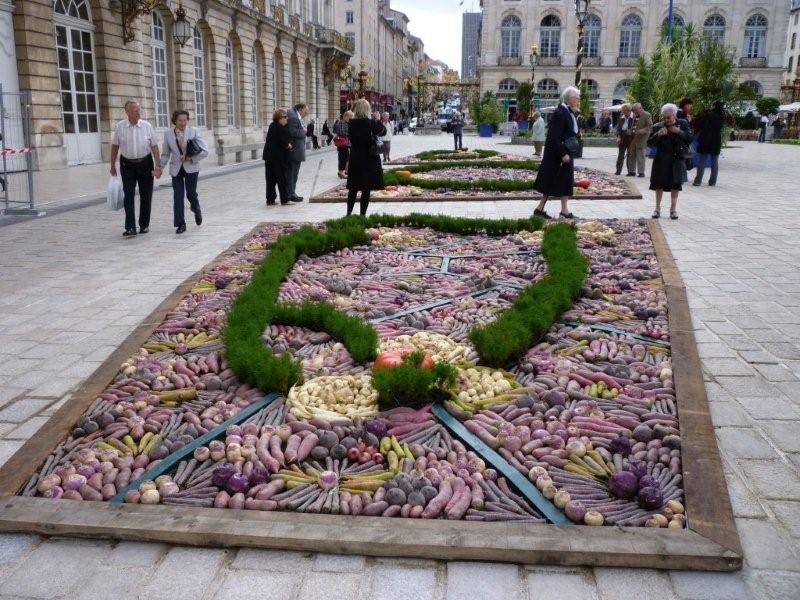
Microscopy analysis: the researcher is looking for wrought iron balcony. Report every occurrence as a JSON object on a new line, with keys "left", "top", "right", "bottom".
{"left": 498, "top": 56, "right": 522, "bottom": 66}
{"left": 582, "top": 56, "right": 601, "bottom": 66}
{"left": 739, "top": 57, "right": 767, "bottom": 68}
{"left": 538, "top": 56, "right": 562, "bottom": 66}
{"left": 315, "top": 27, "right": 355, "bottom": 53}
{"left": 616, "top": 56, "right": 639, "bottom": 67}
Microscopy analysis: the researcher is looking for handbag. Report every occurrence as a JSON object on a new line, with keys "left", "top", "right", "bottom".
{"left": 333, "top": 135, "right": 350, "bottom": 148}
{"left": 175, "top": 128, "right": 202, "bottom": 157}
{"left": 563, "top": 136, "right": 580, "bottom": 155}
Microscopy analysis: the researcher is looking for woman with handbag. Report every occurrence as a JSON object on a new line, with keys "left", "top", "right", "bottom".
{"left": 345, "top": 99, "right": 386, "bottom": 216}
{"left": 333, "top": 111, "right": 353, "bottom": 179}
{"left": 532, "top": 86, "right": 581, "bottom": 219}
{"left": 648, "top": 103, "right": 692, "bottom": 220}
{"left": 161, "top": 109, "right": 208, "bottom": 234}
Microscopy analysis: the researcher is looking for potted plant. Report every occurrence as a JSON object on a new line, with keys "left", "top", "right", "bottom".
{"left": 515, "top": 82, "right": 533, "bottom": 131}
{"left": 472, "top": 92, "right": 503, "bottom": 137}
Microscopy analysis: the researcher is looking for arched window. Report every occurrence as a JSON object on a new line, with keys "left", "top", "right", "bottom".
{"left": 613, "top": 80, "right": 631, "bottom": 99}
{"left": 662, "top": 14, "right": 684, "bottom": 39}
{"left": 498, "top": 78, "right": 518, "bottom": 93}
{"left": 744, "top": 14, "right": 767, "bottom": 58}
{"left": 54, "top": 0, "right": 89, "bottom": 19}
{"left": 501, "top": 15, "right": 521, "bottom": 58}
{"left": 584, "top": 14, "right": 601, "bottom": 58}
{"left": 619, "top": 14, "right": 642, "bottom": 58}
{"left": 250, "top": 48, "right": 258, "bottom": 126}
{"left": 537, "top": 78, "right": 559, "bottom": 99}
{"left": 150, "top": 12, "right": 169, "bottom": 128}
{"left": 742, "top": 80, "right": 763, "bottom": 97}
{"left": 225, "top": 37, "right": 236, "bottom": 126}
{"left": 703, "top": 14, "right": 726, "bottom": 46}
{"left": 540, "top": 15, "right": 561, "bottom": 58}
{"left": 192, "top": 28, "right": 207, "bottom": 127}
{"left": 582, "top": 79, "right": 599, "bottom": 100}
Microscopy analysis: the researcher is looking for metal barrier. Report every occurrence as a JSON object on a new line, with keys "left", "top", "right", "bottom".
{"left": 1, "top": 86, "right": 41, "bottom": 216}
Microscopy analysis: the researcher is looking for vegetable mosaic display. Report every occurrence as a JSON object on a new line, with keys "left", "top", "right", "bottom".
{"left": 20, "top": 215, "right": 684, "bottom": 529}
{"left": 311, "top": 159, "right": 641, "bottom": 202}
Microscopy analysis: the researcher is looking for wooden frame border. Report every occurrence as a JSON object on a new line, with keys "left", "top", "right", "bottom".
{"left": 0, "top": 221, "right": 741, "bottom": 571}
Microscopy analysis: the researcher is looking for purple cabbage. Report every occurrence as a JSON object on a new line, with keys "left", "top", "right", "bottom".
{"left": 365, "top": 418, "right": 388, "bottom": 439}
{"left": 211, "top": 463, "right": 236, "bottom": 488}
{"left": 637, "top": 486, "right": 664, "bottom": 510}
{"left": 248, "top": 466, "right": 269, "bottom": 487}
{"left": 225, "top": 473, "right": 250, "bottom": 495}
{"left": 608, "top": 470, "right": 638, "bottom": 499}
{"left": 609, "top": 435, "right": 633, "bottom": 457}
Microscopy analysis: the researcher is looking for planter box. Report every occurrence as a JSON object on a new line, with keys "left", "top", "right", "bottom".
{"left": 516, "top": 121, "right": 529, "bottom": 131}
{"left": 479, "top": 124, "right": 494, "bottom": 137}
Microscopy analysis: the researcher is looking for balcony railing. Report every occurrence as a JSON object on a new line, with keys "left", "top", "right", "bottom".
{"left": 271, "top": 5, "right": 284, "bottom": 24}
{"left": 315, "top": 27, "right": 355, "bottom": 53}
{"left": 498, "top": 56, "right": 522, "bottom": 66}
{"left": 617, "top": 56, "right": 639, "bottom": 67}
{"left": 538, "top": 56, "right": 561, "bottom": 66}
{"left": 582, "top": 56, "right": 601, "bottom": 66}
{"left": 740, "top": 57, "right": 767, "bottom": 68}
{"left": 289, "top": 15, "right": 301, "bottom": 31}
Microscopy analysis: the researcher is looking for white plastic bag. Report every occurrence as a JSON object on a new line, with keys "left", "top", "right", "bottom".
{"left": 107, "top": 176, "right": 124, "bottom": 211}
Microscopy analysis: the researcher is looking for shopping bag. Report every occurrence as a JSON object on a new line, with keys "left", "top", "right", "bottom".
{"left": 107, "top": 176, "right": 124, "bottom": 211}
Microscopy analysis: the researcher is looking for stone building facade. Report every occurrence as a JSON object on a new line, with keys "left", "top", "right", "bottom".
{"left": 8, "top": 0, "right": 352, "bottom": 169}
{"left": 462, "top": 11, "right": 481, "bottom": 80}
{"left": 478, "top": 0, "right": 791, "bottom": 119}
{"left": 784, "top": 0, "right": 800, "bottom": 85}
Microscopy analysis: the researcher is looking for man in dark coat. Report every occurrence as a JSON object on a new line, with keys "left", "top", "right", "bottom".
{"left": 533, "top": 86, "right": 581, "bottom": 219}
{"left": 262, "top": 109, "right": 293, "bottom": 206}
{"left": 286, "top": 102, "right": 309, "bottom": 202}
{"left": 693, "top": 101, "right": 724, "bottom": 187}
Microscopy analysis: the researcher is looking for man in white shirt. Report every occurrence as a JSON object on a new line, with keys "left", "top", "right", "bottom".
{"left": 758, "top": 114, "right": 769, "bottom": 143}
{"left": 110, "top": 101, "right": 161, "bottom": 237}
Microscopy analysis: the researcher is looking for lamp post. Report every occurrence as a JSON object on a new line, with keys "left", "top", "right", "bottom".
{"left": 574, "top": 0, "right": 591, "bottom": 87}
{"left": 529, "top": 44, "right": 539, "bottom": 110}
{"left": 172, "top": 2, "right": 192, "bottom": 48}
{"left": 417, "top": 63, "right": 427, "bottom": 126}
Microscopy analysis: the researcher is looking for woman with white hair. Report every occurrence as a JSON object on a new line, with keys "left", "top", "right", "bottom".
{"left": 648, "top": 102, "right": 692, "bottom": 219}
{"left": 532, "top": 85, "right": 581, "bottom": 219}
{"left": 345, "top": 98, "right": 386, "bottom": 216}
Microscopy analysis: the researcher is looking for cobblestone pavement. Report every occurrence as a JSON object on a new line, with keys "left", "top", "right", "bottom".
{"left": 1, "top": 134, "right": 799, "bottom": 599}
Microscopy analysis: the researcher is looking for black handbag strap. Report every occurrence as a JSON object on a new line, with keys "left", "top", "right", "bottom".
{"left": 174, "top": 128, "right": 185, "bottom": 155}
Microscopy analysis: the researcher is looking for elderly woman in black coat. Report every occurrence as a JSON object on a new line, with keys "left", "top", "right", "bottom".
{"left": 649, "top": 103, "right": 692, "bottom": 220}
{"left": 533, "top": 85, "right": 581, "bottom": 219}
{"left": 345, "top": 99, "right": 386, "bottom": 216}
{"left": 262, "top": 109, "right": 293, "bottom": 206}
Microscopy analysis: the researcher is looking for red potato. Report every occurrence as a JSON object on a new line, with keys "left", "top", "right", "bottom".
{"left": 422, "top": 478, "right": 453, "bottom": 519}
{"left": 284, "top": 434, "right": 301, "bottom": 463}
{"left": 295, "top": 433, "right": 319, "bottom": 462}
{"left": 244, "top": 498, "right": 277, "bottom": 511}
{"left": 363, "top": 500, "right": 389, "bottom": 516}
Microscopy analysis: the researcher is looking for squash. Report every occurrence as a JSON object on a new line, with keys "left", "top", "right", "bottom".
{"left": 575, "top": 178, "right": 591, "bottom": 189}
{"left": 396, "top": 170, "right": 412, "bottom": 178}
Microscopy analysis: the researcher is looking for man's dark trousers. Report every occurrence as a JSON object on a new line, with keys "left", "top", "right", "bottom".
{"left": 121, "top": 155, "right": 154, "bottom": 231}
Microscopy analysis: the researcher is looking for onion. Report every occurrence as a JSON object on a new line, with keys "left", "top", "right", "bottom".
{"left": 584, "top": 510, "right": 604, "bottom": 526}
{"left": 318, "top": 470, "right": 339, "bottom": 490}
{"left": 140, "top": 489, "right": 160, "bottom": 504}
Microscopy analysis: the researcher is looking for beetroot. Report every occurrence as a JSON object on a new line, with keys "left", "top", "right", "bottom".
{"left": 637, "top": 486, "right": 664, "bottom": 510}
{"left": 608, "top": 470, "right": 638, "bottom": 499}
{"left": 365, "top": 418, "right": 388, "bottom": 439}
{"left": 211, "top": 464, "right": 236, "bottom": 488}
{"left": 609, "top": 436, "right": 633, "bottom": 457}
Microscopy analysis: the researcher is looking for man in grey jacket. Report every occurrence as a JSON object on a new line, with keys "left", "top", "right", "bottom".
{"left": 286, "top": 102, "right": 309, "bottom": 202}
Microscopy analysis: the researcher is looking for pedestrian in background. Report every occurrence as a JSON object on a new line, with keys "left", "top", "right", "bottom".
{"left": 532, "top": 86, "right": 581, "bottom": 220}
{"left": 676, "top": 97, "right": 694, "bottom": 183}
{"left": 262, "top": 109, "right": 293, "bottom": 206}
{"left": 306, "top": 119, "right": 319, "bottom": 150}
{"left": 109, "top": 100, "right": 161, "bottom": 237}
{"left": 599, "top": 111, "right": 612, "bottom": 134}
{"left": 758, "top": 113, "right": 768, "bottom": 142}
{"left": 333, "top": 111, "right": 352, "bottom": 179}
{"left": 615, "top": 104, "right": 634, "bottom": 175}
{"left": 321, "top": 119, "right": 333, "bottom": 146}
{"left": 345, "top": 99, "right": 386, "bottom": 216}
{"left": 286, "top": 102, "right": 309, "bottom": 202}
{"left": 379, "top": 112, "right": 393, "bottom": 163}
{"left": 693, "top": 100, "right": 724, "bottom": 187}
{"left": 160, "top": 109, "right": 208, "bottom": 234}
{"left": 773, "top": 114, "right": 785, "bottom": 140}
{"left": 649, "top": 103, "right": 692, "bottom": 220}
{"left": 628, "top": 103, "right": 652, "bottom": 177}
{"left": 450, "top": 110, "right": 465, "bottom": 151}
{"left": 531, "top": 111, "right": 545, "bottom": 158}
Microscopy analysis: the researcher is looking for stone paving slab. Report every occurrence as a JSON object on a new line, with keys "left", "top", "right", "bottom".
{"left": 0, "top": 136, "right": 799, "bottom": 599}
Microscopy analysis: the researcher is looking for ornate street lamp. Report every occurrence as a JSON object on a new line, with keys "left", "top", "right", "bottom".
{"left": 172, "top": 2, "right": 192, "bottom": 48}
{"left": 416, "top": 64, "right": 427, "bottom": 126}
{"left": 574, "top": 0, "right": 591, "bottom": 86}
{"left": 529, "top": 44, "right": 539, "bottom": 110}
{"left": 356, "top": 61, "right": 369, "bottom": 99}
{"left": 121, "top": 0, "right": 162, "bottom": 43}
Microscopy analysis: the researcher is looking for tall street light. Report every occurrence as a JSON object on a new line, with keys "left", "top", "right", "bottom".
{"left": 574, "top": 0, "right": 591, "bottom": 87}
{"left": 529, "top": 44, "right": 539, "bottom": 110}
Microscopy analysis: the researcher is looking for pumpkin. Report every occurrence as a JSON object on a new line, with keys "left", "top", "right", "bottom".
{"left": 396, "top": 170, "right": 412, "bottom": 178}
{"left": 366, "top": 228, "right": 380, "bottom": 241}
{"left": 575, "top": 178, "right": 591, "bottom": 189}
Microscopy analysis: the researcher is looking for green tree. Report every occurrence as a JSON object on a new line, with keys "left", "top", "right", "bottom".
{"left": 473, "top": 91, "right": 504, "bottom": 127}
{"left": 578, "top": 80, "right": 593, "bottom": 119}
{"left": 515, "top": 81, "right": 533, "bottom": 120}
{"left": 755, "top": 96, "right": 781, "bottom": 116}
{"left": 693, "top": 41, "right": 749, "bottom": 116}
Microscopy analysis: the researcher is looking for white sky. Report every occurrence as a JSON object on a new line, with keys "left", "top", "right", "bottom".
{"left": 390, "top": 0, "right": 481, "bottom": 76}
